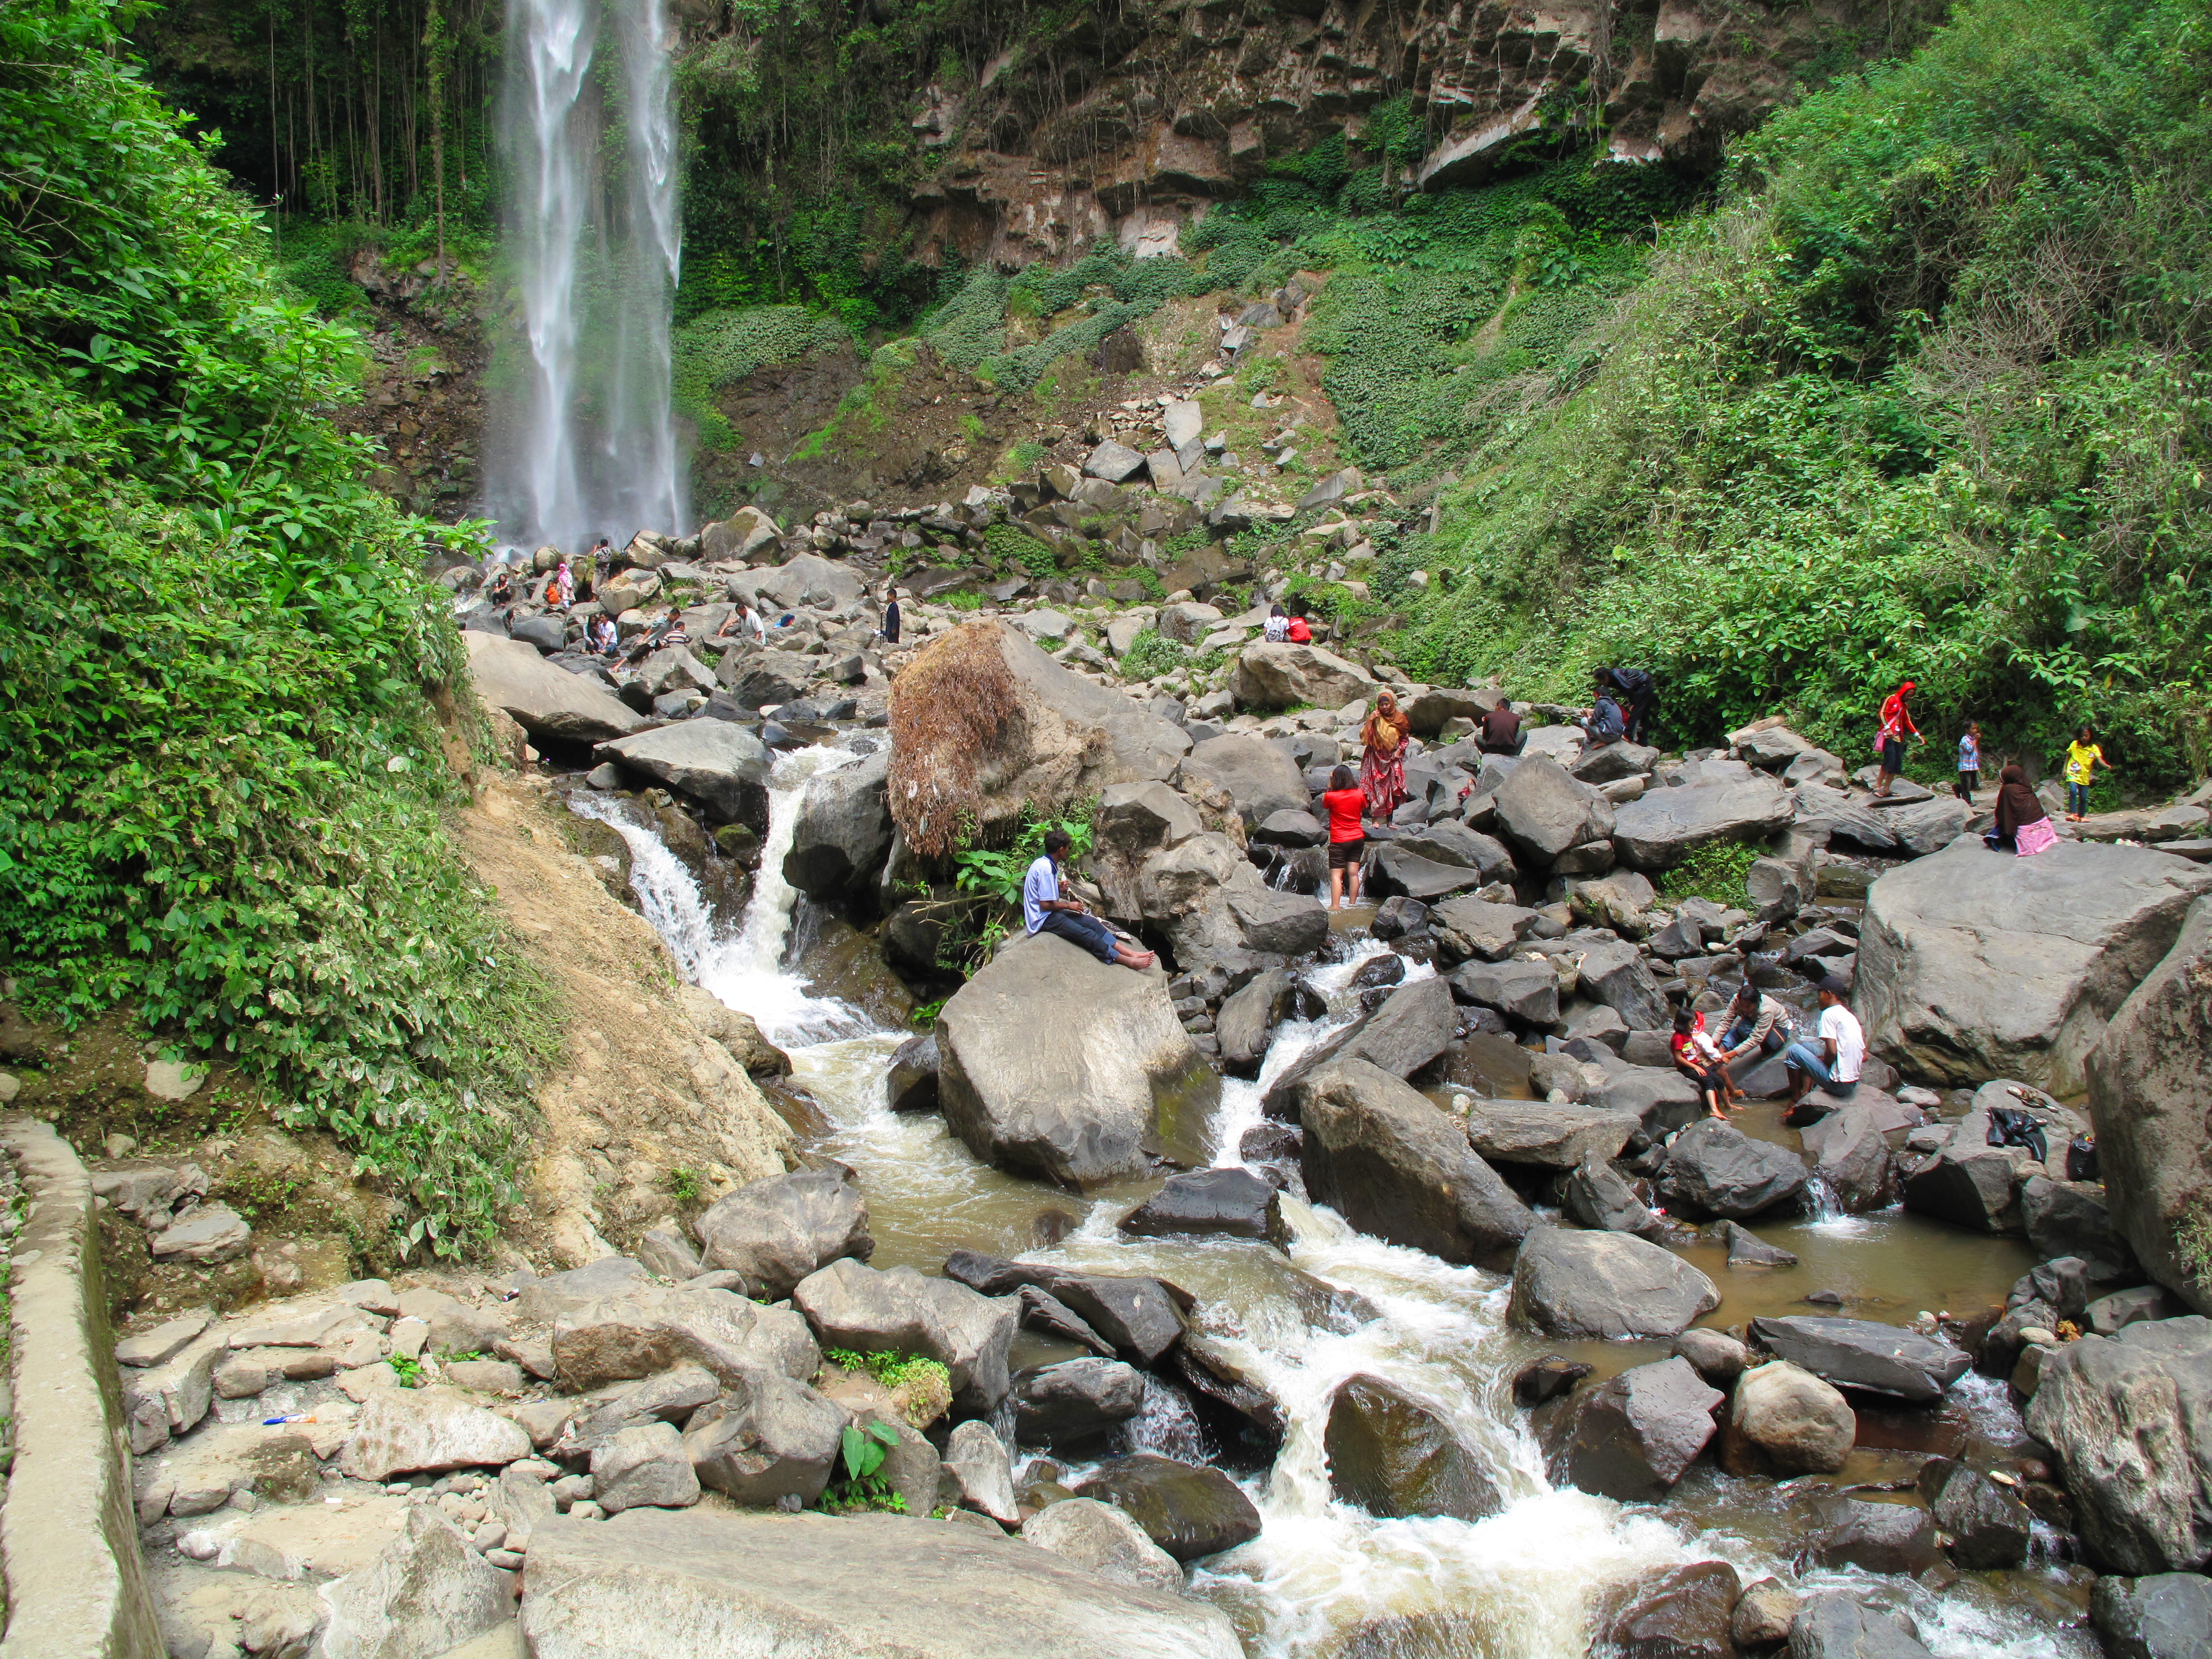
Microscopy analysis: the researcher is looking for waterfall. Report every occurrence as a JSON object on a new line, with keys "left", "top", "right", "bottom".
{"left": 493, "top": 0, "right": 685, "bottom": 555}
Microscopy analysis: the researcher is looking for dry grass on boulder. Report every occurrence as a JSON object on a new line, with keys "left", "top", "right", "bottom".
{"left": 889, "top": 620, "right": 1020, "bottom": 858}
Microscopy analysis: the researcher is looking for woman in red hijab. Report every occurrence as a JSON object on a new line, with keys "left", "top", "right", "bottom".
{"left": 1874, "top": 680, "right": 1924, "bottom": 797}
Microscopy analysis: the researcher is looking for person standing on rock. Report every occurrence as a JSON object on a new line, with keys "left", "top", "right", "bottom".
{"left": 553, "top": 559, "right": 575, "bottom": 611}
{"left": 1318, "top": 764, "right": 1368, "bottom": 910}
{"left": 1955, "top": 721, "right": 1983, "bottom": 804}
{"left": 1359, "top": 692, "right": 1411, "bottom": 819}
{"left": 1873, "top": 680, "right": 1924, "bottom": 796}
{"left": 2063, "top": 725, "right": 2113, "bottom": 821}
{"left": 880, "top": 586, "right": 902, "bottom": 647}
{"left": 1781, "top": 977, "right": 1864, "bottom": 1110}
{"left": 1024, "top": 828, "right": 1156, "bottom": 970}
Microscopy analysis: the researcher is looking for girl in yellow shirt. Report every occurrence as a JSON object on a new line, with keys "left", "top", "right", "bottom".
{"left": 2064, "top": 725, "right": 2114, "bottom": 820}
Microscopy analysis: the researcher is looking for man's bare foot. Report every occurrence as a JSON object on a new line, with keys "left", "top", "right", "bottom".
{"left": 1126, "top": 950, "right": 1156, "bottom": 970}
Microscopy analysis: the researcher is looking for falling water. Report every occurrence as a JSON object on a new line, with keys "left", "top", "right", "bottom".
{"left": 493, "top": 0, "right": 685, "bottom": 554}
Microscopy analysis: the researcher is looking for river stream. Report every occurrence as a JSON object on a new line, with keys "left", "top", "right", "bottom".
{"left": 571, "top": 744, "right": 2090, "bottom": 1658}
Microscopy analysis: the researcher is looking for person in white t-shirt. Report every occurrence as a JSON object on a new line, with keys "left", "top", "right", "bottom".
{"left": 1782, "top": 976, "right": 1864, "bottom": 1109}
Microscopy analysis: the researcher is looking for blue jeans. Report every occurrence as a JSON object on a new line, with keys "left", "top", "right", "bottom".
{"left": 1038, "top": 909, "right": 1117, "bottom": 963}
{"left": 2068, "top": 781, "right": 2090, "bottom": 816}
{"left": 1783, "top": 1040, "right": 1858, "bottom": 1097}
{"left": 1723, "top": 1018, "right": 1785, "bottom": 1056}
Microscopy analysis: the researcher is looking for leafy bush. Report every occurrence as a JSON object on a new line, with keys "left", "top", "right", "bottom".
{"left": 0, "top": 0, "right": 552, "bottom": 1256}
{"left": 673, "top": 305, "right": 850, "bottom": 450}
{"left": 1655, "top": 842, "right": 1764, "bottom": 907}
{"left": 1118, "top": 629, "right": 1190, "bottom": 682}
{"left": 921, "top": 266, "right": 1010, "bottom": 368}
{"left": 983, "top": 522, "right": 1055, "bottom": 577}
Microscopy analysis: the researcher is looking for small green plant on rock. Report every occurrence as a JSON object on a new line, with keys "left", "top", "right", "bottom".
{"left": 1655, "top": 841, "right": 1763, "bottom": 906}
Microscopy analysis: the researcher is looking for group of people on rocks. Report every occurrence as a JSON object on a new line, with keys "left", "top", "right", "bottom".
{"left": 1671, "top": 977, "right": 1865, "bottom": 1121}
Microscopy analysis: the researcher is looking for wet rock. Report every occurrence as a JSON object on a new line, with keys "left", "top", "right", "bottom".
{"left": 1808, "top": 1497, "right": 1941, "bottom": 1575}
{"left": 938, "top": 932, "right": 1218, "bottom": 1187}
{"left": 1787, "top": 1592, "right": 1933, "bottom": 1659}
{"left": 2089, "top": 893, "right": 2212, "bottom": 1309}
{"left": 1172, "top": 1332, "right": 1287, "bottom": 1445}
{"left": 1490, "top": 757, "right": 1615, "bottom": 868}
{"left": 1293, "top": 1057, "right": 1534, "bottom": 1267}
{"left": 591, "top": 1422, "right": 701, "bottom": 1513}
{"left": 1509, "top": 1227, "right": 1721, "bottom": 1340}
{"left": 886, "top": 1032, "right": 940, "bottom": 1114}
{"left": 317, "top": 1507, "right": 512, "bottom": 1659}
{"left": 550, "top": 1285, "right": 818, "bottom": 1391}
{"left": 1369, "top": 895, "right": 1431, "bottom": 941}
{"left": 1511, "top": 1355, "right": 1591, "bottom": 1407}
{"left": 1324, "top": 1374, "right": 1504, "bottom": 1521}
{"left": 943, "top": 1254, "right": 1186, "bottom": 1365}
{"left": 1075, "top": 1454, "right": 1263, "bottom": 1562}
{"left": 1230, "top": 642, "right": 1375, "bottom": 711}
{"left": 1722, "top": 1220, "right": 1799, "bottom": 1268}
{"left": 1800, "top": 1107, "right": 1898, "bottom": 1213}
{"left": 593, "top": 722, "right": 770, "bottom": 825}
{"left": 693, "top": 1167, "right": 874, "bottom": 1298}
{"left": 1561, "top": 1156, "right": 1654, "bottom": 1233}
{"left": 1858, "top": 838, "right": 2211, "bottom": 1096}
{"left": 781, "top": 748, "right": 892, "bottom": 904}
{"left": 340, "top": 1388, "right": 532, "bottom": 1481}
{"left": 1917, "top": 1459, "right": 2031, "bottom": 1569}
{"left": 1751, "top": 1315, "right": 1970, "bottom": 1404}
{"left": 1215, "top": 968, "right": 1296, "bottom": 1077}
{"left": 1118, "top": 1168, "right": 1288, "bottom": 1247}
{"left": 1733, "top": 1576, "right": 1800, "bottom": 1648}
{"left": 1021, "top": 1496, "right": 1184, "bottom": 1594}
{"left": 1726, "top": 1360, "right": 1854, "bottom": 1476}
{"left": 1016, "top": 1286, "right": 1116, "bottom": 1357}
{"left": 1561, "top": 1357, "right": 1723, "bottom": 1500}
{"left": 2023, "top": 1315, "right": 2212, "bottom": 1572}
{"left": 1899, "top": 1112, "right": 2035, "bottom": 1235}
{"left": 2091, "top": 1572, "right": 2212, "bottom": 1659}
{"left": 1673, "top": 1329, "right": 1752, "bottom": 1387}
{"left": 682, "top": 1369, "right": 847, "bottom": 1507}
{"left": 1013, "top": 1358, "right": 1148, "bottom": 1452}
{"left": 1656, "top": 1119, "right": 1808, "bottom": 1219}
{"left": 1261, "top": 977, "right": 1460, "bottom": 1115}
{"left": 941, "top": 1419, "right": 1019, "bottom": 1525}
{"left": 516, "top": 1508, "right": 1242, "bottom": 1658}
{"left": 1444, "top": 959, "right": 1560, "bottom": 1026}
{"left": 1599, "top": 1560, "right": 1741, "bottom": 1659}
{"left": 791, "top": 1259, "right": 1017, "bottom": 1409}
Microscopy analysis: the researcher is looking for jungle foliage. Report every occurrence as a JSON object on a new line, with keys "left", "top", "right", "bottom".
{"left": 1, "top": 0, "right": 551, "bottom": 1256}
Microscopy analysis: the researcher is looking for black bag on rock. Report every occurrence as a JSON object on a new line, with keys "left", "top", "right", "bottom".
{"left": 1986, "top": 1105, "right": 2049, "bottom": 1165}
{"left": 2066, "top": 1133, "right": 2099, "bottom": 1182}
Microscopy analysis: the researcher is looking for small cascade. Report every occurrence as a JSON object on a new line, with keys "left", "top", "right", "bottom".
{"left": 1802, "top": 1172, "right": 1846, "bottom": 1223}
{"left": 1123, "top": 1374, "right": 1209, "bottom": 1464}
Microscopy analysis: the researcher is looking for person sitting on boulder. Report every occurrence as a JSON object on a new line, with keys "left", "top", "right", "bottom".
{"left": 1023, "top": 828, "right": 1156, "bottom": 970}
{"left": 589, "top": 615, "right": 620, "bottom": 657}
{"left": 1581, "top": 676, "right": 1626, "bottom": 747}
{"left": 1264, "top": 604, "right": 1290, "bottom": 643}
{"left": 1719, "top": 983, "right": 1790, "bottom": 1067}
{"left": 1318, "top": 764, "right": 1367, "bottom": 911}
{"left": 486, "top": 567, "right": 514, "bottom": 610}
{"left": 1672, "top": 1010, "right": 1736, "bottom": 1121}
{"left": 1985, "top": 762, "right": 2058, "bottom": 856}
{"left": 1597, "top": 666, "right": 1654, "bottom": 742}
{"left": 1782, "top": 976, "right": 1864, "bottom": 1109}
{"left": 1478, "top": 698, "right": 1523, "bottom": 757}
{"left": 1285, "top": 600, "right": 1313, "bottom": 644}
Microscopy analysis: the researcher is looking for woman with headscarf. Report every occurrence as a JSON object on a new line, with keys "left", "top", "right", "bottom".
{"left": 1874, "top": 679, "right": 1924, "bottom": 797}
{"left": 1985, "top": 764, "right": 2058, "bottom": 857}
{"left": 1359, "top": 691, "right": 1411, "bottom": 820}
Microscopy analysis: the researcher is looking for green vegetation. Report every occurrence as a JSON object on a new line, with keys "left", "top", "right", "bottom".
{"left": 1, "top": 0, "right": 551, "bottom": 1258}
{"left": 823, "top": 1349, "right": 953, "bottom": 1395}
{"left": 1118, "top": 629, "right": 1190, "bottom": 682}
{"left": 819, "top": 1419, "right": 907, "bottom": 1514}
{"left": 1655, "top": 842, "right": 1764, "bottom": 908}
{"left": 1385, "top": 0, "right": 2212, "bottom": 784}
{"left": 673, "top": 306, "right": 852, "bottom": 450}
{"left": 983, "top": 523, "right": 1056, "bottom": 579}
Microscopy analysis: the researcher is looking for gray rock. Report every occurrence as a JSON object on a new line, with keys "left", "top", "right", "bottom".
{"left": 1733, "top": 1578, "right": 1802, "bottom": 1649}
{"left": 938, "top": 932, "right": 1218, "bottom": 1187}
{"left": 716, "top": 648, "right": 813, "bottom": 711}
{"left": 942, "top": 1418, "right": 1019, "bottom": 1525}
{"left": 944, "top": 1254, "right": 1186, "bottom": 1365}
{"left": 682, "top": 1369, "right": 848, "bottom": 1507}
{"left": 1323, "top": 1373, "right": 1503, "bottom": 1521}
{"left": 1673, "top": 1328, "right": 1752, "bottom": 1387}
{"left": 1229, "top": 642, "right": 1375, "bottom": 711}
{"left": 1074, "top": 1454, "right": 1262, "bottom": 1562}
{"left": 1787, "top": 1593, "right": 1934, "bottom": 1659}
{"left": 2086, "top": 1285, "right": 2186, "bottom": 1336}
{"left": 1118, "top": 1168, "right": 1288, "bottom": 1247}
{"left": 887, "top": 1032, "right": 940, "bottom": 1114}
{"left": 781, "top": 748, "right": 893, "bottom": 902}
{"left": 694, "top": 1168, "right": 873, "bottom": 1299}
{"left": 592, "top": 722, "right": 771, "bottom": 824}
{"left": 1858, "top": 838, "right": 2211, "bottom": 1095}
{"left": 752, "top": 552, "right": 864, "bottom": 610}
{"left": 1020, "top": 1498, "right": 1184, "bottom": 1595}
{"left": 149, "top": 1203, "right": 251, "bottom": 1264}
{"left": 1919, "top": 1460, "right": 2031, "bottom": 1569}
{"left": 1261, "top": 976, "right": 1459, "bottom": 1115}
{"left": 464, "top": 632, "right": 642, "bottom": 742}
{"left": 591, "top": 1422, "right": 701, "bottom": 1513}
{"left": 791, "top": 1259, "right": 1016, "bottom": 1409}
{"left": 1573, "top": 940, "right": 1671, "bottom": 1032}
{"left": 1012, "top": 1359, "right": 1148, "bottom": 1452}
{"left": 121, "top": 1330, "right": 221, "bottom": 1452}
{"left": 1446, "top": 959, "right": 1560, "bottom": 1026}
{"left": 1899, "top": 1107, "right": 2037, "bottom": 1234}
{"left": 318, "top": 1506, "right": 512, "bottom": 1659}
{"left": 1083, "top": 440, "right": 1148, "bottom": 482}
{"left": 1462, "top": 1102, "right": 1639, "bottom": 1170}
{"left": 1599, "top": 1562, "right": 1741, "bottom": 1659}
{"left": 1611, "top": 764, "right": 1795, "bottom": 869}
{"left": 1508, "top": 1228, "right": 1720, "bottom": 1340}
{"left": 1750, "top": 1315, "right": 1970, "bottom": 1404}
{"left": 1215, "top": 968, "right": 1296, "bottom": 1077}
{"left": 1176, "top": 734, "right": 1309, "bottom": 827}
{"left": 340, "top": 1388, "right": 533, "bottom": 1481}
{"left": 636, "top": 1225, "right": 702, "bottom": 1281}
{"left": 517, "top": 1508, "right": 1242, "bottom": 1658}
{"left": 1810, "top": 1497, "right": 1942, "bottom": 1575}
{"left": 1426, "top": 897, "right": 1540, "bottom": 964}
{"left": 1656, "top": 1119, "right": 1809, "bottom": 1218}
{"left": 1592, "top": 1066, "right": 1706, "bottom": 1136}
{"left": 1294, "top": 1058, "right": 1534, "bottom": 1267}
{"left": 2092, "top": 1572, "right": 2212, "bottom": 1659}
{"left": 1569, "top": 741, "right": 1659, "bottom": 786}
{"left": 1561, "top": 1356, "right": 1723, "bottom": 1500}
{"left": 1491, "top": 757, "right": 1614, "bottom": 867}
{"left": 551, "top": 1285, "right": 818, "bottom": 1392}
{"left": 2020, "top": 1175, "right": 2136, "bottom": 1270}
{"left": 1252, "top": 808, "right": 1325, "bottom": 847}
{"left": 1370, "top": 844, "right": 1488, "bottom": 902}
{"left": 1562, "top": 1157, "right": 1653, "bottom": 1233}
{"left": 1800, "top": 1107, "right": 1897, "bottom": 1213}
{"left": 1722, "top": 1220, "right": 1799, "bottom": 1267}
{"left": 1396, "top": 821, "right": 1516, "bottom": 879}
{"left": 1727, "top": 1360, "right": 1853, "bottom": 1475}
{"left": 115, "top": 1307, "right": 214, "bottom": 1369}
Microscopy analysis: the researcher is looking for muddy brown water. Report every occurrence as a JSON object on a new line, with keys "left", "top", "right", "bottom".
{"left": 578, "top": 750, "right": 2095, "bottom": 1659}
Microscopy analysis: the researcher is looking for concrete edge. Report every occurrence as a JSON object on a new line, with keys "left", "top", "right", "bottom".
{"left": 0, "top": 1114, "right": 163, "bottom": 1659}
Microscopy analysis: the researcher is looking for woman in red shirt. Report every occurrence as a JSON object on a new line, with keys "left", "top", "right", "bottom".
{"left": 1318, "top": 765, "right": 1366, "bottom": 910}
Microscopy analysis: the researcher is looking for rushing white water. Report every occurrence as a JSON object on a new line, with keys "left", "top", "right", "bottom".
{"left": 572, "top": 753, "right": 2095, "bottom": 1659}
{"left": 493, "top": 0, "right": 684, "bottom": 554}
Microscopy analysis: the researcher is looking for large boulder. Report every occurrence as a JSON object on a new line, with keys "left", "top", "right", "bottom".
{"left": 550, "top": 1286, "right": 818, "bottom": 1391}
{"left": 1726, "top": 1360, "right": 1854, "bottom": 1476}
{"left": 1560, "top": 1356, "right": 1723, "bottom": 1500}
{"left": 1573, "top": 940, "right": 1671, "bottom": 1032}
{"left": 1507, "top": 1228, "right": 1720, "bottom": 1340}
{"left": 1214, "top": 967, "right": 1295, "bottom": 1077}
{"left": 781, "top": 748, "right": 893, "bottom": 904}
{"left": 1611, "top": 762, "right": 1795, "bottom": 869}
{"left": 318, "top": 1507, "right": 513, "bottom": 1659}
{"left": 790, "top": 1259, "right": 1017, "bottom": 1409}
{"left": 1073, "top": 1455, "right": 1263, "bottom": 1562}
{"left": 1230, "top": 642, "right": 1376, "bottom": 711}
{"left": 937, "top": 931, "right": 1218, "bottom": 1187}
{"left": 1293, "top": 1058, "right": 1533, "bottom": 1267}
{"left": 465, "top": 632, "right": 642, "bottom": 742}
{"left": 1598, "top": 1562, "right": 1741, "bottom": 1659}
{"left": 1786, "top": 1594, "right": 1934, "bottom": 1659}
{"left": 1749, "top": 1315, "right": 1970, "bottom": 1404}
{"left": 2024, "top": 1316, "right": 2212, "bottom": 1572}
{"left": 753, "top": 552, "right": 865, "bottom": 610}
{"left": 1020, "top": 1499, "right": 1184, "bottom": 1596}
{"left": 595, "top": 722, "right": 771, "bottom": 825}
{"left": 1261, "top": 976, "right": 1459, "bottom": 1116}
{"left": 1088, "top": 781, "right": 1204, "bottom": 919}
{"left": 1857, "top": 838, "right": 2212, "bottom": 1095}
{"left": 1176, "top": 735, "right": 1309, "bottom": 827}
{"left": 517, "top": 1508, "right": 1243, "bottom": 1658}
{"left": 1323, "top": 1374, "right": 1504, "bottom": 1521}
{"left": 1799, "top": 1107, "right": 1898, "bottom": 1213}
{"left": 2092, "top": 1573, "right": 2212, "bottom": 1659}
{"left": 681, "top": 1370, "right": 848, "bottom": 1506}
{"left": 1118, "top": 1168, "right": 1288, "bottom": 1247}
{"left": 1012, "top": 1358, "right": 1148, "bottom": 1451}
{"left": 693, "top": 1168, "right": 873, "bottom": 1298}
{"left": 340, "top": 1388, "right": 532, "bottom": 1482}
{"left": 1427, "top": 898, "right": 1540, "bottom": 964}
{"left": 1490, "top": 757, "right": 1614, "bottom": 867}
{"left": 699, "top": 505, "right": 782, "bottom": 564}
{"left": 2089, "top": 895, "right": 2212, "bottom": 1312}
{"left": 943, "top": 1254, "right": 1185, "bottom": 1365}
{"left": 890, "top": 622, "right": 1190, "bottom": 853}
{"left": 1126, "top": 831, "right": 1329, "bottom": 972}
{"left": 1446, "top": 959, "right": 1560, "bottom": 1026}
{"left": 1462, "top": 1102, "right": 1639, "bottom": 1170}
{"left": 1655, "top": 1120, "right": 1808, "bottom": 1219}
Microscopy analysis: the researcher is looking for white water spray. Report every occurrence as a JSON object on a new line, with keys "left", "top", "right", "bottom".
{"left": 493, "top": 0, "right": 684, "bottom": 554}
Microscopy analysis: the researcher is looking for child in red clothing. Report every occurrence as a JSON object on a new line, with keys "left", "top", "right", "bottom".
{"left": 1671, "top": 1009, "right": 1736, "bottom": 1120}
{"left": 1318, "top": 765, "right": 1366, "bottom": 910}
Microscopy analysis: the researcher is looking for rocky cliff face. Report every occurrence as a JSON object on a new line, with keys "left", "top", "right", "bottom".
{"left": 875, "top": 0, "right": 1929, "bottom": 270}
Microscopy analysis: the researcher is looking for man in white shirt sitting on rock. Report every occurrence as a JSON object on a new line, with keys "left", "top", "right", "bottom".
{"left": 1781, "top": 975, "right": 1864, "bottom": 1110}
{"left": 1023, "top": 828, "right": 1155, "bottom": 971}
